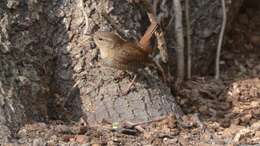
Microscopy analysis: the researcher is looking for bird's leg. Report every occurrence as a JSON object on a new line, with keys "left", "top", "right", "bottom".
{"left": 113, "top": 71, "right": 128, "bottom": 81}
{"left": 121, "top": 74, "right": 137, "bottom": 96}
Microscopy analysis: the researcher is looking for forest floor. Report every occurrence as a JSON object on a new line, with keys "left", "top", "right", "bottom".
{"left": 5, "top": 4, "right": 260, "bottom": 146}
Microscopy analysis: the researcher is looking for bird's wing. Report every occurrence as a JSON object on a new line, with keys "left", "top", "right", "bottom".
{"left": 115, "top": 42, "right": 150, "bottom": 65}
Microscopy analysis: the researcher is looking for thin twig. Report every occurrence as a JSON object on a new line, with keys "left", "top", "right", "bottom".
{"left": 173, "top": 0, "right": 185, "bottom": 84}
{"left": 155, "top": 28, "right": 168, "bottom": 63}
{"left": 215, "top": 0, "right": 226, "bottom": 79}
{"left": 80, "top": 0, "right": 89, "bottom": 34}
{"left": 123, "top": 114, "right": 173, "bottom": 128}
{"left": 185, "top": 0, "right": 192, "bottom": 79}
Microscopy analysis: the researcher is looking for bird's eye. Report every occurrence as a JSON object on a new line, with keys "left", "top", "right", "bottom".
{"left": 98, "top": 38, "right": 103, "bottom": 41}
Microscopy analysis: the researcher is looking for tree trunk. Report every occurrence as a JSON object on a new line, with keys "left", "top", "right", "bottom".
{"left": 52, "top": 0, "right": 180, "bottom": 125}
{"left": 0, "top": 0, "right": 244, "bottom": 141}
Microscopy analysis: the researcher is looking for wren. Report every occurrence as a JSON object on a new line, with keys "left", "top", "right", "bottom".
{"left": 93, "top": 31, "right": 164, "bottom": 95}
{"left": 93, "top": 0, "right": 161, "bottom": 95}
{"left": 93, "top": 31, "right": 154, "bottom": 72}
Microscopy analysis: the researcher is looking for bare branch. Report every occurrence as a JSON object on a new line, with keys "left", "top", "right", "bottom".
{"left": 154, "top": 29, "right": 168, "bottom": 63}
{"left": 80, "top": 0, "right": 89, "bottom": 34}
{"left": 173, "top": 0, "right": 185, "bottom": 84}
{"left": 215, "top": 0, "right": 227, "bottom": 79}
{"left": 185, "top": 0, "right": 192, "bottom": 79}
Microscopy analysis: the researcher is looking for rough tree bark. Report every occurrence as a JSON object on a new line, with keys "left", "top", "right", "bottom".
{"left": 0, "top": 0, "right": 244, "bottom": 142}
{"left": 0, "top": 0, "right": 59, "bottom": 142}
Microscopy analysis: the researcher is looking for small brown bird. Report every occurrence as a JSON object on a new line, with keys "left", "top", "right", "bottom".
{"left": 93, "top": 31, "right": 163, "bottom": 95}
{"left": 93, "top": 32, "right": 153, "bottom": 72}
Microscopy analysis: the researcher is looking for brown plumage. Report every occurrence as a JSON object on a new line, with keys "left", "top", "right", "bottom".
{"left": 93, "top": 31, "right": 165, "bottom": 95}
{"left": 93, "top": 31, "right": 153, "bottom": 72}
